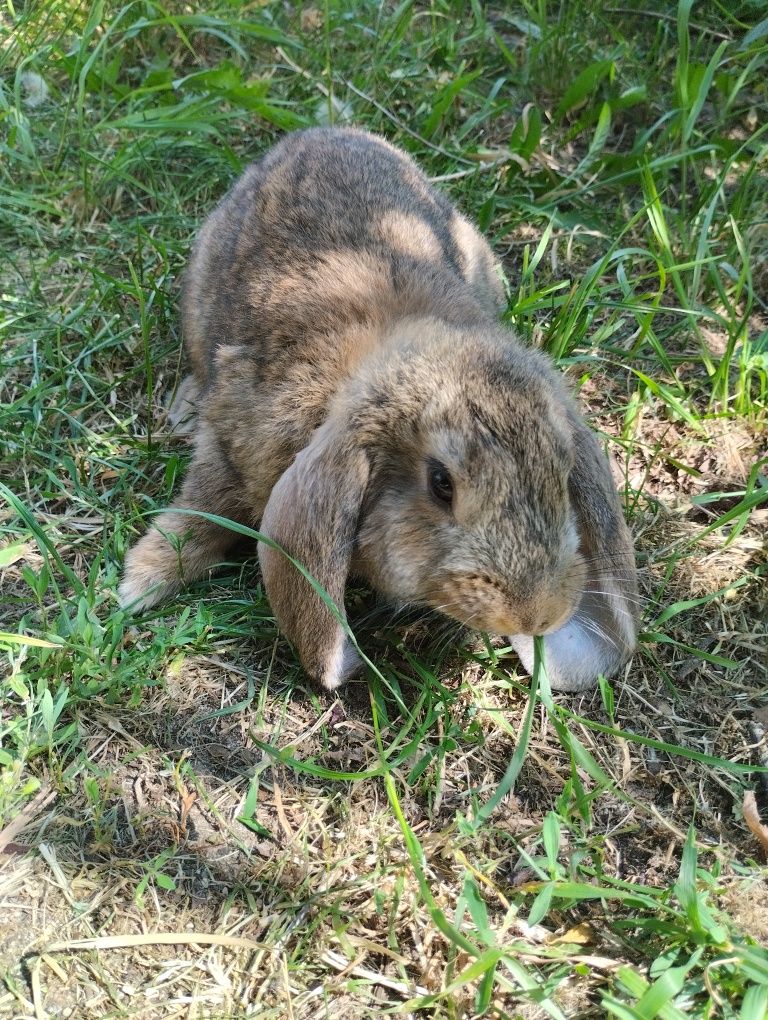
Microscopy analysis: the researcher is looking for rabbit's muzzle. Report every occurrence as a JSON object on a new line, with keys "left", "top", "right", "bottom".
{"left": 426, "top": 552, "right": 587, "bottom": 638}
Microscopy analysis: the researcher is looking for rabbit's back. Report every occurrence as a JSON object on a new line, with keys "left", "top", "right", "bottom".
{"left": 242, "top": 128, "right": 462, "bottom": 258}
{"left": 181, "top": 128, "right": 504, "bottom": 388}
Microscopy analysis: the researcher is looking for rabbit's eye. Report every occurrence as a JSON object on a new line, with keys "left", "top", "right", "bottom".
{"left": 428, "top": 461, "right": 454, "bottom": 506}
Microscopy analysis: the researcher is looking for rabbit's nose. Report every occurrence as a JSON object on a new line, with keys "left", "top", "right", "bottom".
{"left": 515, "top": 610, "right": 540, "bottom": 635}
{"left": 537, "top": 616, "right": 564, "bottom": 635}
{"left": 518, "top": 597, "right": 575, "bottom": 636}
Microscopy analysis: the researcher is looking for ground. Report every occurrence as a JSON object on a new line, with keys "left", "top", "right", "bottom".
{"left": 0, "top": 2, "right": 767, "bottom": 1018}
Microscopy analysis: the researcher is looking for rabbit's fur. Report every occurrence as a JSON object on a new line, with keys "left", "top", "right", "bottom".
{"left": 120, "top": 127, "right": 638, "bottom": 692}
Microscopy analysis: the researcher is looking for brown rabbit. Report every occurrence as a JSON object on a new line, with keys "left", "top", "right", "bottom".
{"left": 119, "top": 127, "right": 638, "bottom": 692}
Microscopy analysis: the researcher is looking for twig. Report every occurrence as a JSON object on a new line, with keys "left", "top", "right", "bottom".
{"left": 320, "top": 949, "right": 430, "bottom": 998}
{"left": 272, "top": 780, "right": 296, "bottom": 843}
{"left": 45, "top": 932, "right": 269, "bottom": 953}
{"left": 605, "top": 8, "right": 731, "bottom": 41}
{"left": 274, "top": 45, "right": 330, "bottom": 95}
{"left": 430, "top": 156, "right": 520, "bottom": 182}
{"left": 30, "top": 955, "right": 46, "bottom": 1020}
{"left": 340, "top": 77, "right": 476, "bottom": 165}
{"left": 0, "top": 786, "right": 55, "bottom": 856}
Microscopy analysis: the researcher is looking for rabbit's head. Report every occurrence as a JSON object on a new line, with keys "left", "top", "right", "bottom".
{"left": 259, "top": 317, "right": 636, "bottom": 690}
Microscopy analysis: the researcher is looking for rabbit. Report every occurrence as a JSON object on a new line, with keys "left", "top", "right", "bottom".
{"left": 119, "top": 126, "right": 638, "bottom": 693}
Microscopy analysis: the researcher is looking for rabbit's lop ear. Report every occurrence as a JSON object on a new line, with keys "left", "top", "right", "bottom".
{"left": 258, "top": 419, "right": 370, "bottom": 691}
{"left": 511, "top": 415, "right": 638, "bottom": 692}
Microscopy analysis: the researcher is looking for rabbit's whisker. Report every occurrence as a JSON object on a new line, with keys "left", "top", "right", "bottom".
{"left": 434, "top": 622, "right": 466, "bottom": 660}
{"left": 573, "top": 613, "right": 621, "bottom": 652}
{"left": 577, "top": 588, "right": 643, "bottom": 604}
{"left": 579, "top": 591, "right": 644, "bottom": 612}
{"left": 576, "top": 557, "right": 640, "bottom": 574}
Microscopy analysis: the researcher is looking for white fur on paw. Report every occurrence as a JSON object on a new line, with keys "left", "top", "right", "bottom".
{"left": 118, "top": 529, "right": 186, "bottom": 612}
{"left": 118, "top": 568, "right": 173, "bottom": 612}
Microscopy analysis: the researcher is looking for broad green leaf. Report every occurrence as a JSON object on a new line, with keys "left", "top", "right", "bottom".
{"left": 683, "top": 41, "right": 728, "bottom": 144}
{"left": 542, "top": 813, "right": 561, "bottom": 871}
{"left": 740, "top": 18, "right": 768, "bottom": 50}
{"left": 422, "top": 70, "right": 482, "bottom": 137}
{"left": 462, "top": 876, "right": 494, "bottom": 946}
{"left": 555, "top": 59, "right": 614, "bottom": 120}
{"left": 741, "top": 985, "right": 768, "bottom": 1018}
{"left": 527, "top": 882, "right": 554, "bottom": 927}
{"left": 0, "top": 632, "right": 61, "bottom": 649}
{"left": 635, "top": 952, "right": 701, "bottom": 1017}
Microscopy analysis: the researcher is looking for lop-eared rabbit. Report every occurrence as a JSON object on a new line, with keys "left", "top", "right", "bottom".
{"left": 120, "top": 127, "right": 638, "bottom": 691}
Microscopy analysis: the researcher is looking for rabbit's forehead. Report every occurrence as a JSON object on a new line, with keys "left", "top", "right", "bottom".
{"left": 423, "top": 424, "right": 565, "bottom": 480}
{"left": 420, "top": 425, "right": 570, "bottom": 524}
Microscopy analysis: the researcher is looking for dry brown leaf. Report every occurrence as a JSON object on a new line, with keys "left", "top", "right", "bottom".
{"left": 550, "top": 922, "right": 594, "bottom": 946}
{"left": 0, "top": 540, "right": 30, "bottom": 567}
{"left": 743, "top": 790, "right": 768, "bottom": 858}
{"left": 300, "top": 7, "right": 323, "bottom": 32}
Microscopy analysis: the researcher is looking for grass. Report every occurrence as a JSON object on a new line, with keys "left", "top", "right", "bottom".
{"left": 1, "top": 0, "right": 767, "bottom": 1016}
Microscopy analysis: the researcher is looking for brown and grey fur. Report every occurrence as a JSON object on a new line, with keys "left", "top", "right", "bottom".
{"left": 119, "top": 127, "right": 638, "bottom": 691}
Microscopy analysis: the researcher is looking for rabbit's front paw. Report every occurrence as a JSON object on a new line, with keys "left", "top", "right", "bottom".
{"left": 118, "top": 528, "right": 185, "bottom": 611}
